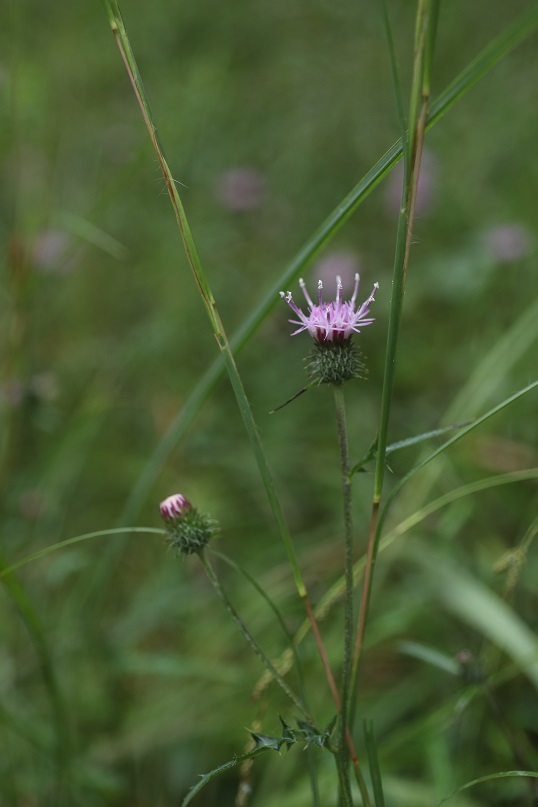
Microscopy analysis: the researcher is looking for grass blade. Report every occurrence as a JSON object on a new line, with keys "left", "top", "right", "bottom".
{"left": 364, "top": 719, "right": 386, "bottom": 807}
{"left": 438, "top": 771, "right": 538, "bottom": 806}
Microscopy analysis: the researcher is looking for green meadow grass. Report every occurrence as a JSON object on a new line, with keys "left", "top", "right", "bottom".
{"left": 1, "top": 0, "right": 537, "bottom": 804}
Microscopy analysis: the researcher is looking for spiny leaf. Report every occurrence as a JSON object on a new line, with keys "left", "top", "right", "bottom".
{"left": 181, "top": 717, "right": 334, "bottom": 805}
{"left": 250, "top": 730, "right": 293, "bottom": 753}
{"left": 296, "top": 715, "right": 337, "bottom": 749}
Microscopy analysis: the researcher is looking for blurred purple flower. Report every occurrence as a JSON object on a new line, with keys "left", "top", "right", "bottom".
{"left": 482, "top": 224, "right": 532, "bottom": 264}
{"left": 280, "top": 274, "right": 378, "bottom": 343}
{"left": 19, "top": 490, "right": 47, "bottom": 520}
{"left": 0, "top": 373, "right": 59, "bottom": 407}
{"left": 0, "top": 379, "right": 25, "bottom": 407}
{"left": 215, "top": 167, "right": 266, "bottom": 212}
{"left": 384, "top": 148, "right": 438, "bottom": 216}
{"left": 30, "top": 372, "right": 59, "bottom": 402}
{"left": 32, "top": 230, "right": 70, "bottom": 273}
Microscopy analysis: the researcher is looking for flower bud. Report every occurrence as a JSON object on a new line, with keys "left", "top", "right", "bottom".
{"left": 159, "top": 493, "right": 217, "bottom": 555}
{"left": 160, "top": 493, "right": 192, "bottom": 521}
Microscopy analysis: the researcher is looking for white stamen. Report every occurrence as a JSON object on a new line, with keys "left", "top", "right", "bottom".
{"left": 351, "top": 272, "right": 360, "bottom": 306}
{"left": 299, "top": 277, "right": 315, "bottom": 308}
{"left": 336, "top": 275, "right": 343, "bottom": 304}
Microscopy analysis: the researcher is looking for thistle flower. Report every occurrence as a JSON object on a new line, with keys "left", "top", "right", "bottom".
{"left": 280, "top": 274, "right": 378, "bottom": 343}
{"left": 280, "top": 274, "right": 378, "bottom": 386}
{"left": 159, "top": 493, "right": 217, "bottom": 555}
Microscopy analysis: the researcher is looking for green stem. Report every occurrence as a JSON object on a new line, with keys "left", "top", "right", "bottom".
{"left": 335, "top": 751, "right": 354, "bottom": 807}
{"left": 333, "top": 385, "right": 354, "bottom": 786}
{"left": 198, "top": 552, "right": 310, "bottom": 718}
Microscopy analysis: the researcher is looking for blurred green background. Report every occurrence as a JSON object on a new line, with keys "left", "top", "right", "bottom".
{"left": 1, "top": 0, "right": 537, "bottom": 804}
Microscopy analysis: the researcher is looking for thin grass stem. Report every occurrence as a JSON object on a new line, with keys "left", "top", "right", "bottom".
{"left": 352, "top": 0, "right": 439, "bottom": 700}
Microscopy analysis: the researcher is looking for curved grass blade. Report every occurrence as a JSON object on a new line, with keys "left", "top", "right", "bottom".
{"left": 0, "top": 528, "right": 165, "bottom": 579}
{"left": 437, "top": 771, "right": 538, "bottom": 806}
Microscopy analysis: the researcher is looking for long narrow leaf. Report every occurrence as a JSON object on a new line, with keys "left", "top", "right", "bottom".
{"left": 0, "top": 528, "right": 164, "bottom": 579}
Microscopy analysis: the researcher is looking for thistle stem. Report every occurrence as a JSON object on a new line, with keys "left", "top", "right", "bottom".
{"left": 198, "top": 551, "right": 310, "bottom": 718}
{"left": 333, "top": 384, "right": 355, "bottom": 798}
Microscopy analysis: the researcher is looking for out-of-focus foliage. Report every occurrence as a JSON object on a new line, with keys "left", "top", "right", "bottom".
{"left": 1, "top": 0, "right": 537, "bottom": 804}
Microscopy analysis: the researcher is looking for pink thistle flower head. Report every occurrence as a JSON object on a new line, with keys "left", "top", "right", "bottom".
{"left": 159, "top": 493, "right": 192, "bottom": 522}
{"left": 280, "top": 274, "right": 379, "bottom": 343}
